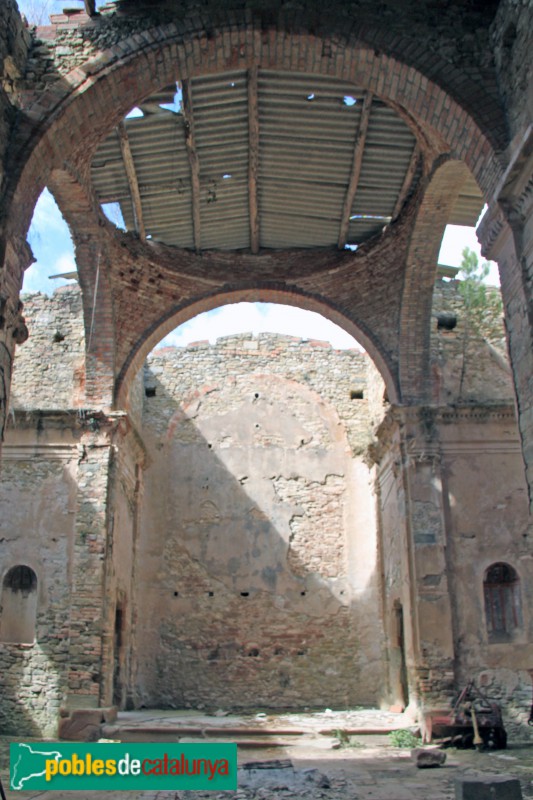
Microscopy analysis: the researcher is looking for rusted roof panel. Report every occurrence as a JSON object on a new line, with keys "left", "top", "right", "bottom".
{"left": 91, "top": 67, "right": 476, "bottom": 254}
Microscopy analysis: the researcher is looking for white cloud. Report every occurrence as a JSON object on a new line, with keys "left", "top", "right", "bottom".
{"left": 158, "top": 303, "right": 362, "bottom": 351}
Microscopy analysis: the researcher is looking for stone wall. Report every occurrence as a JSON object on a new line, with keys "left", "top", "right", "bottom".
{"left": 137, "top": 334, "right": 384, "bottom": 709}
{"left": 10, "top": 285, "right": 85, "bottom": 410}
{"left": 430, "top": 278, "right": 512, "bottom": 406}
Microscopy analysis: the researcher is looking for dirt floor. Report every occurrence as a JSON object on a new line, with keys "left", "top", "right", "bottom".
{"left": 1, "top": 710, "right": 532, "bottom": 800}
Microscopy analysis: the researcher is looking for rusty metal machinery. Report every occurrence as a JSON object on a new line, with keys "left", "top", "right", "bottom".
{"left": 423, "top": 682, "right": 507, "bottom": 749}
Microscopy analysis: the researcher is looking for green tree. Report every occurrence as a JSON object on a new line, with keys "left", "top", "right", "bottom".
{"left": 457, "top": 246, "right": 503, "bottom": 399}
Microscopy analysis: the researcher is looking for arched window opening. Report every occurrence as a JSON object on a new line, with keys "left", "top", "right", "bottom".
{"left": 483, "top": 562, "right": 522, "bottom": 643}
{"left": 0, "top": 565, "right": 38, "bottom": 644}
{"left": 24, "top": 188, "right": 78, "bottom": 295}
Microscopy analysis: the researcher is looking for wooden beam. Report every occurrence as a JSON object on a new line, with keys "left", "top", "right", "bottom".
{"left": 84, "top": 0, "right": 96, "bottom": 15}
{"left": 337, "top": 92, "right": 373, "bottom": 249}
{"left": 116, "top": 122, "right": 146, "bottom": 243}
{"left": 181, "top": 79, "right": 202, "bottom": 254}
{"left": 247, "top": 66, "right": 260, "bottom": 254}
{"left": 392, "top": 144, "right": 420, "bottom": 219}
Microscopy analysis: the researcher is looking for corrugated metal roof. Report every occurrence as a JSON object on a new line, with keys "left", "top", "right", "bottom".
{"left": 91, "top": 68, "right": 483, "bottom": 252}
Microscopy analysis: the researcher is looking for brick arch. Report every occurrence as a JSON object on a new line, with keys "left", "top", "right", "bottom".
{"left": 398, "top": 158, "right": 474, "bottom": 403}
{"left": 115, "top": 287, "right": 399, "bottom": 409}
{"left": 9, "top": 22, "right": 505, "bottom": 249}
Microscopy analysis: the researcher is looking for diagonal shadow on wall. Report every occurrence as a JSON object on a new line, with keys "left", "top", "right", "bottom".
{"left": 133, "top": 353, "right": 384, "bottom": 711}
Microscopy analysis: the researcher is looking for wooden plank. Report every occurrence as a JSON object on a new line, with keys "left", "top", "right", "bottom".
{"left": 248, "top": 66, "right": 260, "bottom": 254}
{"left": 84, "top": 0, "right": 96, "bottom": 15}
{"left": 392, "top": 144, "right": 420, "bottom": 219}
{"left": 116, "top": 122, "right": 146, "bottom": 242}
{"left": 181, "top": 79, "right": 202, "bottom": 253}
{"left": 337, "top": 92, "right": 373, "bottom": 249}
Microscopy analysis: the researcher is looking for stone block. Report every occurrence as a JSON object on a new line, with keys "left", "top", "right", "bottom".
{"left": 411, "top": 747, "right": 446, "bottom": 768}
{"left": 103, "top": 705, "right": 118, "bottom": 723}
{"left": 454, "top": 774, "right": 522, "bottom": 800}
{"left": 58, "top": 708, "right": 104, "bottom": 741}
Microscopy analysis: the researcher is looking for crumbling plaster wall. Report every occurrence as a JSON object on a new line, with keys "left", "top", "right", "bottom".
{"left": 439, "top": 408, "right": 533, "bottom": 738}
{"left": 136, "top": 334, "right": 384, "bottom": 709}
{"left": 1, "top": 288, "right": 141, "bottom": 732}
{"left": 0, "top": 423, "right": 76, "bottom": 736}
{"left": 374, "top": 282, "right": 532, "bottom": 732}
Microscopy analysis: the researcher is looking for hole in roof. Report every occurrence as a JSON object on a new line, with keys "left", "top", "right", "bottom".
{"left": 125, "top": 106, "right": 144, "bottom": 119}
{"left": 306, "top": 93, "right": 315, "bottom": 101}
{"left": 349, "top": 214, "right": 392, "bottom": 222}
{"left": 343, "top": 95, "right": 357, "bottom": 106}
{"left": 344, "top": 244, "right": 358, "bottom": 251}
{"left": 102, "top": 202, "right": 127, "bottom": 231}
{"left": 229, "top": 82, "right": 236, "bottom": 87}
{"left": 222, "top": 174, "right": 232, "bottom": 180}
{"left": 159, "top": 85, "right": 183, "bottom": 114}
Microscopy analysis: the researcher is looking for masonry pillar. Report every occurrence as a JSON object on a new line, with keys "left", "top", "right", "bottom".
{"left": 66, "top": 417, "right": 114, "bottom": 709}
{"left": 478, "top": 128, "right": 533, "bottom": 512}
{"left": 378, "top": 407, "right": 456, "bottom": 710}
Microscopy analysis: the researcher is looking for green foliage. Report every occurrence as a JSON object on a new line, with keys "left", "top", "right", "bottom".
{"left": 457, "top": 247, "right": 503, "bottom": 337}
{"left": 388, "top": 729, "right": 418, "bottom": 748}
{"left": 456, "top": 247, "right": 503, "bottom": 399}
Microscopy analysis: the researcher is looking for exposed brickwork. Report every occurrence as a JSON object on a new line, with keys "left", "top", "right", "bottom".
{"left": 491, "top": 0, "right": 533, "bottom": 142}
{"left": 400, "top": 159, "right": 474, "bottom": 403}
{"left": 18, "top": 2, "right": 507, "bottom": 152}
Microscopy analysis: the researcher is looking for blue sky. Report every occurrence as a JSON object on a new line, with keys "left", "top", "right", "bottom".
{"left": 23, "top": 189, "right": 498, "bottom": 350}
{"left": 16, "top": 1, "right": 106, "bottom": 23}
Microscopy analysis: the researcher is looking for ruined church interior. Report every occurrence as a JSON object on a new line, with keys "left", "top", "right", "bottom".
{"left": 0, "top": 0, "right": 532, "bottom": 777}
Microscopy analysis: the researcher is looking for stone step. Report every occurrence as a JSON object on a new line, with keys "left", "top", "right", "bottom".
{"left": 101, "top": 725, "right": 304, "bottom": 747}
